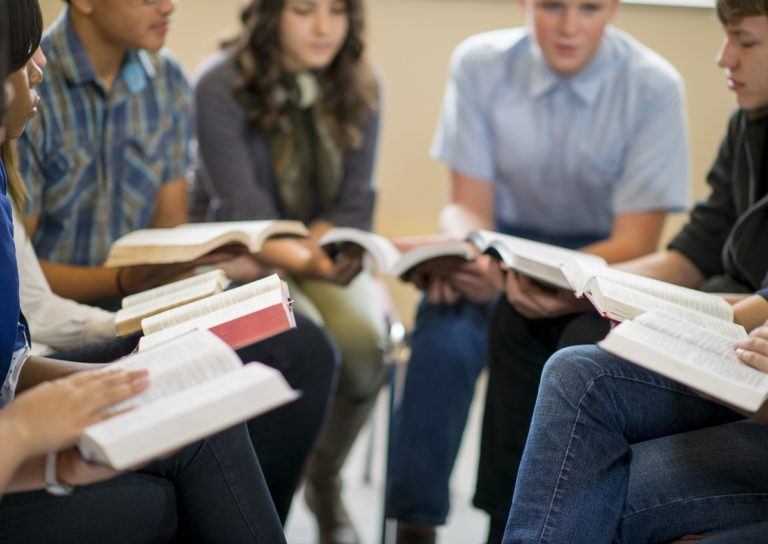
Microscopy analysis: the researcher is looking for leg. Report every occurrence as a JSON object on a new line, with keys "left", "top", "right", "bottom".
{"left": 504, "top": 346, "right": 741, "bottom": 544}
{"left": 476, "top": 300, "right": 604, "bottom": 537}
{"left": 387, "top": 298, "right": 490, "bottom": 535}
{"left": 155, "top": 424, "right": 286, "bottom": 543}
{"left": 0, "top": 473, "right": 178, "bottom": 544}
{"left": 617, "top": 420, "right": 768, "bottom": 543}
{"left": 237, "top": 312, "right": 339, "bottom": 523}
{"left": 696, "top": 521, "right": 768, "bottom": 544}
{"left": 299, "top": 273, "right": 388, "bottom": 544}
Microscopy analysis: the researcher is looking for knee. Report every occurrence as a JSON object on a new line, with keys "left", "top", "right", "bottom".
{"left": 540, "top": 345, "right": 609, "bottom": 399}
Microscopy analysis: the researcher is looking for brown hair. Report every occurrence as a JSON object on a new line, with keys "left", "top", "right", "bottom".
{"left": 2, "top": 141, "right": 27, "bottom": 219}
{"left": 227, "top": 0, "right": 377, "bottom": 149}
{"left": 716, "top": 0, "right": 768, "bottom": 23}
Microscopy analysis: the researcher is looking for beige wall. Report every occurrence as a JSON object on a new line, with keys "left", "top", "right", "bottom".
{"left": 38, "top": 0, "right": 736, "bottom": 325}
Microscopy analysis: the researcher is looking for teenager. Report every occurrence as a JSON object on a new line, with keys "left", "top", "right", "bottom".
{"left": 503, "top": 0, "right": 768, "bottom": 539}
{"left": 194, "top": 1, "right": 385, "bottom": 541}
{"left": 16, "top": 0, "right": 338, "bottom": 521}
{"left": 386, "top": 0, "right": 690, "bottom": 540}
{"left": 0, "top": 2, "right": 286, "bottom": 542}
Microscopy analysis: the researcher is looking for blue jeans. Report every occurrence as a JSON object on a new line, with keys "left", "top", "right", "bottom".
{"left": 386, "top": 298, "right": 491, "bottom": 525}
{"left": 505, "top": 346, "right": 768, "bottom": 544}
{"left": 0, "top": 423, "right": 286, "bottom": 543}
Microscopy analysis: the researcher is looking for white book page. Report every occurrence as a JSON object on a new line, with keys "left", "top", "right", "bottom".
{"left": 582, "top": 267, "right": 733, "bottom": 320}
{"left": 141, "top": 274, "right": 283, "bottom": 334}
{"left": 121, "top": 270, "right": 228, "bottom": 308}
{"left": 116, "top": 280, "right": 229, "bottom": 326}
{"left": 320, "top": 227, "right": 403, "bottom": 272}
{"left": 607, "top": 314, "right": 766, "bottom": 391}
{"left": 593, "top": 279, "right": 746, "bottom": 340}
{"left": 138, "top": 289, "right": 284, "bottom": 351}
{"left": 108, "top": 330, "right": 242, "bottom": 411}
{"left": 80, "top": 363, "right": 298, "bottom": 469}
{"left": 177, "top": 220, "right": 307, "bottom": 249}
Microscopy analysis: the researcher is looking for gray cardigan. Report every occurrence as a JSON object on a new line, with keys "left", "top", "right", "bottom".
{"left": 193, "top": 51, "right": 379, "bottom": 230}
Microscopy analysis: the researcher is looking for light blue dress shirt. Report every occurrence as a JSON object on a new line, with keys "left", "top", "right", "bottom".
{"left": 432, "top": 26, "right": 690, "bottom": 239}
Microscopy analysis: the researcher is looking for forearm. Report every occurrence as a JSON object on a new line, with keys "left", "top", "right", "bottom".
{"left": 0, "top": 417, "right": 35, "bottom": 494}
{"left": 17, "top": 356, "right": 106, "bottom": 394}
{"left": 39, "top": 260, "right": 121, "bottom": 304}
{"left": 733, "top": 294, "right": 768, "bottom": 332}
{"left": 438, "top": 203, "right": 494, "bottom": 239}
{"left": 614, "top": 250, "right": 705, "bottom": 288}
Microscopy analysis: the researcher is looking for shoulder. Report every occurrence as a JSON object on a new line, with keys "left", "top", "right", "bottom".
{"left": 193, "top": 50, "right": 237, "bottom": 97}
{"left": 448, "top": 27, "right": 530, "bottom": 77}
{"left": 605, "top": 27, "right": 683, "bottom": 94}
{"left": 144, "top": 48, "right": 190, "bottom": 89}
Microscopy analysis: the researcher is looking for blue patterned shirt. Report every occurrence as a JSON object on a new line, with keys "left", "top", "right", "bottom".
{"left": 432, "top": 26, "right": 690, "bottom": 239}
{"left": 18, "top": 8, "right": 192, "bottom": 266}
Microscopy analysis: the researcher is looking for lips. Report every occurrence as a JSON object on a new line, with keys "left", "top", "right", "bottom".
{"left": 152, "top": 20, "right": 171, "bottom": 34}
{"left": 555, "top": 44, "right": 578, "bottom": 56}
{"left": 727, "top": 77, "right": 745, "bottom": 91}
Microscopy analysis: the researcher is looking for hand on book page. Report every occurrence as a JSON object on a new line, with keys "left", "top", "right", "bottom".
{"left": 736, "top": 324, "right": 768, "bottom": 374}
{"left": 504, "top": 269, "right": 590, "bottom": 319}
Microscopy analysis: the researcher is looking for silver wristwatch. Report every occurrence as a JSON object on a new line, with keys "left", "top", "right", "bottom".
{"left": 45, "top": 451, "right": 74, "bottom": 496}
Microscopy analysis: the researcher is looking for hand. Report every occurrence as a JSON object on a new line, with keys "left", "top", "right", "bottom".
{"left": 447, "top": 255, "right": 503, "bottom": 304}
{"left": 57, "top": 447, "right": 120, "bottom": 486}
{"left": 215, "top": 254, "right": 267, "bottom": 284}
{"left": 306, "top": 243, "right": 364, "bottom": 286}
{"left": 119, "top": 246, "right": 248, "bottom": 294}
{"left": 504, "top": 271, "right": 587, "bottom": 319}
{"left": 3, "top": 368, "right": 149, "bottom": 458}
{"left": 735, "top": 324, "right": 768, "bottom": 372}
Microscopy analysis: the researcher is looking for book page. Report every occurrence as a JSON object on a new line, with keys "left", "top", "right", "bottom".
{"left": 390, "top": 241, "right": 475, "bottom": 278}
{"left": 121, "top": 269, "right": 228, "bottom": 308}
{"left": 584, "top": 267, "right": 733, "bottom": 321}
{"left": 593, "top": 279, "right": 746, "bottom": 340}
{"left": 138, "top": 289, "right": 286, "bottom": 351}
{"left": 79, "top": 362, "right": 298, "bottom": 470}
{"left": 608, "top": 315, "right": 765, "bottom": 390}
{"left": 320, "top": 227, "right": 403, "bottom": 272}
{"left": 141, "top": 274, "right": 283, "bottom": 335}
{"left": 107, "top": 330, "right": 243, "bottom": 411}
{"left": 177, "top": 220, "right": 308, "bottom": 251}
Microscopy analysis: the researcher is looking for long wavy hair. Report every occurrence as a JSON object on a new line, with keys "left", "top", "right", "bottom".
{"left": 227, "top": 0, "right": 377, "bottom": 149}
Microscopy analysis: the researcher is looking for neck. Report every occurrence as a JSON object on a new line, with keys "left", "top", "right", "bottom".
{"left": 69, "top": 11, "right": 126, "bottom": 91}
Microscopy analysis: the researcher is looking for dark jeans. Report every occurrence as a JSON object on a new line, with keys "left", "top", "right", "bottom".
{"left": 474, "top": 297, "right": 610, "bottom": 537}
{"left": 49, "top": 313, "right": 339, "bottom": 523}
{"left": 0, "top": 424, "right": 285, "bottom": 543}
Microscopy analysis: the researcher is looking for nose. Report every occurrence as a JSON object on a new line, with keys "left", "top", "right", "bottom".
{"left": 559, "top": 6, "right": 579, "bottom": 34}
{"left": 32, "top": 47, "right": 47, "bottom": 70}
{"left": 314, "top": 8, "right": 331, "bottom": 35}
{"left": 716, "top": 37, "right": 737, "bottom": 70}
{"left": 158, "top": 0, "right": 176, "bottom": 15}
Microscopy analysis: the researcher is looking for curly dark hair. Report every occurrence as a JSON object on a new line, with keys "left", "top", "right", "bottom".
{"left": 227, "top": 0, "right": 377, "bottom": 149}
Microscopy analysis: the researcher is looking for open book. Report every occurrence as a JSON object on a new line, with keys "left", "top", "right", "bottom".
{"left": 78, "top": 329, "right": 299, "bottom": 470}
{"left": 136, "top": 274, "right": 295, "bottom": 352}
{"left": 319, "top": 227, "right": 475, "bottom": 278}
{"left": 561, "top": 262, "right": 742, "bottom": 340}
{"left": 114, "top": 269, "right": 230, "bottom": 336}
{"left": 467, "top": 230, "right": 607, "bottom": 289}
{"left": 104, "top": 220, "right": 308, "bottom": 267}
{"left": 598, "top": 310, "right": 768, "bottom": 412}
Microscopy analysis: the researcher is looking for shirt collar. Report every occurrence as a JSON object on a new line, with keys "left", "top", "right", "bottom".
{"left": 54, "top": 8, "right": 156, "bottom": 94}
{"left": 528, "top": 27, "right": 613, "bottom": 105}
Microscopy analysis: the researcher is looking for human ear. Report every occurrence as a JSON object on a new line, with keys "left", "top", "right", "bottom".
{"left": 69, "top": 0, "right": 96, "bottom": 16}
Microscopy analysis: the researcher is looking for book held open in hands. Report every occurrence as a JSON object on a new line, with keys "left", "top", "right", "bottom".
{"left": 319, "top": 227, "right": 475, "bottom": 278}
{"left": 104, "top": 220, "right": 309, "bottom": 267}
{"left": 78, "top": 329, "right": 298, "bottom": 470}
{"left": 136, "top": 274, "right": 295, "bottom": 352}
{"left": 467, "top": 230, "right": 608, "bottom": 289}
{"left": 598, "top": 310, "right": 768, "bottom": 412}
{"left": 114, "top": 269, "right": 231, "bottom": 336}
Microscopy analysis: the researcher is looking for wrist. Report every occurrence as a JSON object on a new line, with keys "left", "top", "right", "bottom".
{"left": 45, "top": 451, "right": 74, "bottom": 495}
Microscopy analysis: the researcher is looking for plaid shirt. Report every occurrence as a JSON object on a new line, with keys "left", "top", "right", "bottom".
{"left": 18, "top": 9, "right": 192, "bottom": 266}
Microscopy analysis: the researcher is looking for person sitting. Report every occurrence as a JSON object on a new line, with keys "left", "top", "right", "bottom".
{"left": 0, "top": 2, "right": 287, "bottom": 541}
{"left": 385, "top": 0, "right": 690, "bottom": 541}
{"left": 193, "top": 1, "right": 386, "bottom": 541}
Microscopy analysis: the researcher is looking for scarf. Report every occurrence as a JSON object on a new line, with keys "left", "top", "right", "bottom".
{"left": 268, "top": 72, "right": 344, "bottom": 223}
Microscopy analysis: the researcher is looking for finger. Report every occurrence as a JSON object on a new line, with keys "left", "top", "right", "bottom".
{"left": 427, "top": 277, "right": 443, "bottom": 304}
